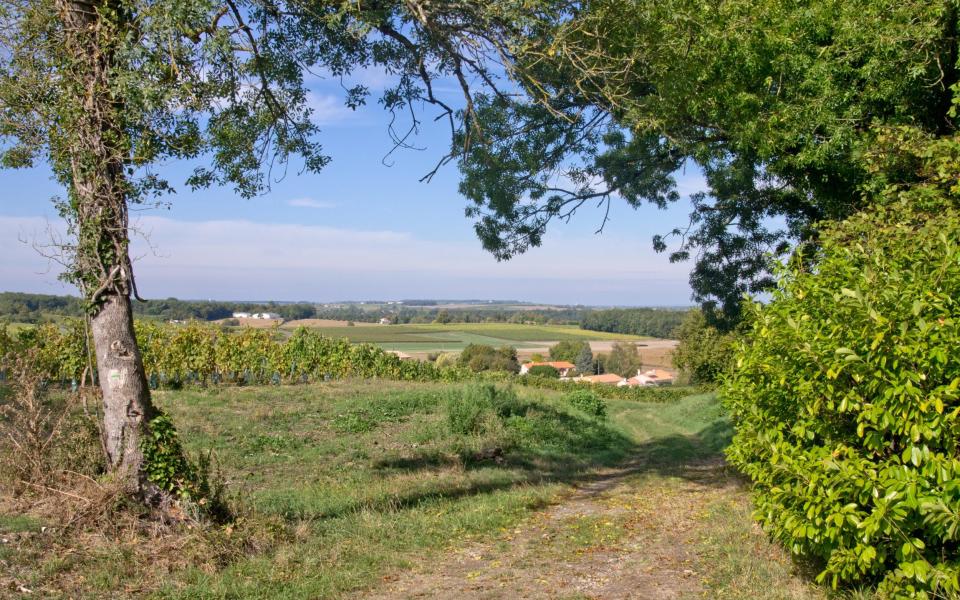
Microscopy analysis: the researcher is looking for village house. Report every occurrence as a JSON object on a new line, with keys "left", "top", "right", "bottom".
{"left": 579, "top": 373, "right": 626, "bottom": 385}
{"left": 620, "top": 368, "right": 675, "bottom": 387}
{"left": 519, "top": 361, "right": 576, "bottom": 377}
{"left": 252, "top": 312, "right": 282, "bottom": 320}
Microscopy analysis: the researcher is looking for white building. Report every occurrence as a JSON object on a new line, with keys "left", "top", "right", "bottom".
{"left": 232, "top": 312, "right": 251, "bottom": 319}
{"left": 252, "top": 312, "right": 282, "bottom": 320}
{"left": 620, "top": 368, "right": 675, "bottom": 387}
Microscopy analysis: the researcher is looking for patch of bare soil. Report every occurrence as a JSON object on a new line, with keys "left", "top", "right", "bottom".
{"left": 363, "top": 457, "right": 737, "bottom": 600}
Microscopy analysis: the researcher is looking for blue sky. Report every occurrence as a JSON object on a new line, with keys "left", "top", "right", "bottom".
{"left": 0, "top": 68, "right": 705, "bottom": 306}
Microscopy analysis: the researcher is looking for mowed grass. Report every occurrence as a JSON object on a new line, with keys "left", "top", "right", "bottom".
{"left": 2, "top": 383, "right": 829, "bottom": 599}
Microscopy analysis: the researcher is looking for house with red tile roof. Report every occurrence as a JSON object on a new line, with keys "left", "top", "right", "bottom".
{"left": 580, "top": 373, "right": 627, "bottom": 385}
{"left": 621, "top": 368, "right": 675, "bottom": 387}
{"left": 520, "top": 361, "right": 576, "bottom": 377}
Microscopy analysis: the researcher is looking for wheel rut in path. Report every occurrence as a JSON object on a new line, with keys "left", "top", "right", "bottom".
{"left": 362, "top": 455, "right": 738, "bottom": 600}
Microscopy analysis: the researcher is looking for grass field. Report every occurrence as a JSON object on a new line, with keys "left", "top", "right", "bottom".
{"left": 1, "top": 381, "right": 831, "bottom": 598}
{"left": 276, "top": 322, "right": 650, "bottom": 353}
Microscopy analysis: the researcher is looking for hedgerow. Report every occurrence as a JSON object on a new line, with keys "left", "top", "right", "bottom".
{"left": 723, "top": 203, "right": 960, "bottom": 597}
{"left": 508, "top": 373, "right": 710, "bottom": 402}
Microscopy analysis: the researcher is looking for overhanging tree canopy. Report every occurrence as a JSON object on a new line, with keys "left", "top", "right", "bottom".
{"left": 452, "top": 0, "right": 958, "bottom": 326}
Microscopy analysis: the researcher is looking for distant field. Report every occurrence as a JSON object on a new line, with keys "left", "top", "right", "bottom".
{"left": 280, "top": 322, "right": 647, "bottom": 344}
{"left": 270, "top": 323, "right": 650, "bottom": 353}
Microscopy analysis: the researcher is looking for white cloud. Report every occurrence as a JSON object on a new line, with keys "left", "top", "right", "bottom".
{"left": 0, "top": 215, "right": 692, "bottom": 305}
{"left": 288, "top": 198, "right": 335, "bottom": 209}
{"left": 306, "top": 92, "right": 355, "bottom": 126}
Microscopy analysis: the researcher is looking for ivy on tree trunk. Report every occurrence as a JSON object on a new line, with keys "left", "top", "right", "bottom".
{"left": 54, "top": 0, "right": 171, "bottom": 504}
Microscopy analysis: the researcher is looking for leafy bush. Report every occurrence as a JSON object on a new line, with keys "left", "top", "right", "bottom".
{"left": 489, "top": 386, "right": 525, "bottom": 419}
{"left": 672, "top": 310, "right": 737, "bottom": 383}
{"left": 458, "top": 344, "right": 519, "bottom": 373}
{"left": 445, "top": 383, "right": 522, "bottom": 435}
{"left": 433, "top": 352, "right": 459, "bottom": 368}
{"left": 526, "top": 364, "right": 560, "bottom": 378}
{"left": 723, "top": 204, "right": 960, "bottom": 597}
{"left": 446, "top": 383, "right": 495, "bottom": 435}
{"left": 563, "top": 389, "right": 606, "bottom": 418}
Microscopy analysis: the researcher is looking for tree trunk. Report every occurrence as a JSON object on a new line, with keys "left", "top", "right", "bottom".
{"left": 56, "top": 0, "right": 167, "bottom": 504}
{"left": 91, "top": 292, "right": 160, "bottom": 497}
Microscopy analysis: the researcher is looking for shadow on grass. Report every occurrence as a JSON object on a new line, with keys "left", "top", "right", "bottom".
{"left": 276, "top": 478, "right": 557, "bottom": 522}
{"left": 301, "top": 405, "right": 743, "bottom": 524}
{"left": 492, "top": 412, "right": 739, "bottom": 491}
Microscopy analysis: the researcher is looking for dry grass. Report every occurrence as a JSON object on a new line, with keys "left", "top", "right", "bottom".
{"left": 0, "top": 354, "right": 250, "bottom": 597}
{"left": 0, "top": 351, "right": 70, "bottom": 485}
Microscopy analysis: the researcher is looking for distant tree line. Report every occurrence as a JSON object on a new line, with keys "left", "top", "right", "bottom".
{"left": 388, "top": 307, "right": 583, "bottom": 325}
{"left": 1, "top": 292, "right": 672, "bottom": 331}
{"left": 0, "top": 292, "right": 321, "bottom": 323}
{"left": 579, "top": 308, "right": 689, "bottom": 339}
{"left": 0, "top": 292, "right": 85, "bottom": 323}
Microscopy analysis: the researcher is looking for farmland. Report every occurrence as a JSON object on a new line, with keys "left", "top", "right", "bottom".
{"left": 276, "top": 322, "right": 652, "bottom": 354}
{"left": 0, "top": 381, "right": 824, "bottom": 598}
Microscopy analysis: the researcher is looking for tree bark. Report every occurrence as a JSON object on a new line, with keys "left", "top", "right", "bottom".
{"left": 91, "top": 292, "right": 159, "bottom": 496}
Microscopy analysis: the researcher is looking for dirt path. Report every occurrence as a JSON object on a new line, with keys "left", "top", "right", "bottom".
{"left": 363, "top": 457, "right": 738, "bottom": 600}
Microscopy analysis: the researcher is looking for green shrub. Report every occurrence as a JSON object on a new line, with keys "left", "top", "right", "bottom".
{"left": 506, "top": 373, "right": 709, "bottom": 402}
{"left": 672, "top": 310, "right": 738, "bottom": 383}
{"left": 723, "top": 204, "right": 960, "bottom": 597}
{"left": 445, "top": 383, "right": 521, "bottom": 435}
{"left": 563, "top": 389, "right": 606, "bottom": 418}
{"left": 434, "top": 352, "right": 459, "bottom": 368}
{"left": 489, "top": 386, "right": 526, "bottom": 419}
{"left": 526, "top": 364, "right": 560, "bottom": 378}
{"left": 458, "top": 344, "right": 519, "bottom": 373}
{"left": 446, "top": 383, "right": 495, "bottom": 435}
